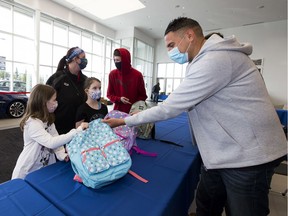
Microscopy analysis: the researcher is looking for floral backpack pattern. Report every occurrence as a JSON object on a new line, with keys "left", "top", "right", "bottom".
{"left": 66, "top": 119, "right": 132, "bottom": 189}
{"left": 104, "top": 110, "right": 157, "bottom": 157}
{"left": 104, "top": 110, "right": 137, "bottom": 152}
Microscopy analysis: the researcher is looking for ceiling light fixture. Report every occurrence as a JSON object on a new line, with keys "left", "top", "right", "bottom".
{"left": 64, "top": 0, "right": 145, "bottom": 19}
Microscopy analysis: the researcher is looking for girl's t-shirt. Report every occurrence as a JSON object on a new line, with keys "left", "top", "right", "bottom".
{"left": 75, "top": 102, "right": 108, "bottom": 123}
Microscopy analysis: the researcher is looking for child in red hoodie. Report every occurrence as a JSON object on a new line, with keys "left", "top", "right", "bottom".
{"left": 107, "top": 48, "right": 147, "bottom": 113}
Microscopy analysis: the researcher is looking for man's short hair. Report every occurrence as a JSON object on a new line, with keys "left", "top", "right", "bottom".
{"left": 113, "top": 49, "right": 121, "bottom": 57}
{"left": 164, "top": 17, "right": 203, "bottom": 37}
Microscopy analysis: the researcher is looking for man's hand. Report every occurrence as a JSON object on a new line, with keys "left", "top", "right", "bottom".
{"left": 120, "top": 97, "right": 131, "bottom": 104}
{"left": 102, "top": 118, "right": 126, "bottom": 128}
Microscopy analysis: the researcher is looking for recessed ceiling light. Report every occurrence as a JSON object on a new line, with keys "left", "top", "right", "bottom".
{"left": 64, "top": 0, "right": 145, "bottom": 19}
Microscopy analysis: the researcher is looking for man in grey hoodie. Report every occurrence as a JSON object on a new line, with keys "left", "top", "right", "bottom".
{"left": 103, "top": 17, "right": 287, "bottom": 216}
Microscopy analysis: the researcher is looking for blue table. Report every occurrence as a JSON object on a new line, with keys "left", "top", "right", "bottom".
{"left": 155, "top": 112, "right": 195, "bottom": 152}
{"left": 158, "top": 94, "right": 168, "bottom": 101}
{"left": 26, "top": 139, "right": 200, "bottom": 216}
{"left": 0, "top": 179, "right": 65, "bottom": 216}
{"left": 276, "top": 109, "right": 288, "bottom": 126}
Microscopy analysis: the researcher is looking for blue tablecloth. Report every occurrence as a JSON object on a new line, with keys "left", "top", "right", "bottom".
{"left": 26, "top": 139, "right": 200, "bottom": 216}
{"left": 0, "top": 179, "right": 65, "bottom": 216}
{"left": 155, "top": 112, "right": 195, "bottom": 152}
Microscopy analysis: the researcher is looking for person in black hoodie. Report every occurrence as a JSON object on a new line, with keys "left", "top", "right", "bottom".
{"left": 46, "top": 47, "right": 87, "bottom": 134}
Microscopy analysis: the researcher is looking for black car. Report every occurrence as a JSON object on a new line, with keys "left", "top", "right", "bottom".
{"left": 0, "top": 91, "right": 28, "bottom": 118}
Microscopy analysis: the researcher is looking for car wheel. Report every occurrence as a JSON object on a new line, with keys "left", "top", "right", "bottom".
{"left": 7, "top": 100, "right": 26, "bottom": 118}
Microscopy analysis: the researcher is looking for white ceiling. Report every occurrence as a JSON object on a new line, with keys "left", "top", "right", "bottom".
{"left": 52, "top": 0, "right": 287, "bottom": 39}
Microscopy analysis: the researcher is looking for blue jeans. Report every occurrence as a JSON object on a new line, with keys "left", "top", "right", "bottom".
{"left": 196, "top": 158, "right": 282, "bottom": 216}
{"left": 153, "top": 93, "right": 159, "bottom": 102}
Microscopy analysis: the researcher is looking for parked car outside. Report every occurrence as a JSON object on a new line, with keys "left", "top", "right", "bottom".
{"left": 0, "top": 80, "right": 26, "bottom": 92}
{"left": 0, "top": 91, "right": 28, "bottom": 118}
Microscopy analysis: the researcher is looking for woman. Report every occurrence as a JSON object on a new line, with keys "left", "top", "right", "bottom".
{"left": 46, "top": 47, "right": 87, "bottom": 134}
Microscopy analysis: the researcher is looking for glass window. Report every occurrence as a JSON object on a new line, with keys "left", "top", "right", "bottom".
{"left": 134, "top": 38, "right": 154, "bottom": 96}
{"left": 1, "top": 61, "right": 12, "bottom": 80}
{"left": 0, "top": 3, "right": 12, "bottom": 32}
{"left": 166, "top": 78, "right": 173, "bottom": 94}
{"left": 69, "top": 28, "right": 81, "bottom": 47}
{"left": 39, "top": 42, "right": 52, "bottom": 66}
{"left": 157, "top": 64, "right": 166, "bottom": 77}
{"left": 0, "top": 33, "right": 12, "bottom": 60}
{"left": 135, "top": 59, "right": 144, "bottom": 75}
{"left": 84, "top": 53, "right": 92, "bottom": 72}
{"left": 146, "top": 62, "right": 153, "bottom": 78}
{"left": 166, "top": 63, "right": 174, "bottom": 77}
{"left": 156, "top": 63, "right": 188, "bottom": 94}
{"left": 158, "top": 78, "right": 165, "bottom": 94}
{"left": 82, "top": 32, "right": 92, "bottom": 53}
{"left": 40, "top": 18, "right": 53, "bottom": 43}
{"left": 14, "top": 62, "right": 34, "bottom": 92}
{"left": 53, "top": 22, "right": 68, "bottom": 46}
{"left": 93, "top": 36, "right": 103, "bottom": 56}
{"left": 173, "top": 79, "right": 182, "bottom": 91}
{"left": 53, "top": 45, "right": 67, "bottom": 67}
{"left": 146, "top": 46, "right": 153, "bottom": 61}
{"left": 14, "top": 8, "right": 34, "bottom": 39}
{"left": 135, "top": 40, "right": 145, "bottom": 59}
{"left": 14, "top": 36, "right": 34, "bottom": 64}
{"left": 106, "top": 39, "right": 112, "bottom": 58}
{"left": 174, "top": 63, "right": 183, "bottom": 78}
{"left": 92, "top": 55, "right": 104, "bottom": 73}
{"left": 39, "top": 65, "right": 53, "bottom": 84}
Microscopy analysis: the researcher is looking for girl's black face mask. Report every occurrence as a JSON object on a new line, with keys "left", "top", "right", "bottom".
{"left": 115, "top": 62, "right": 122, "bottom": 71}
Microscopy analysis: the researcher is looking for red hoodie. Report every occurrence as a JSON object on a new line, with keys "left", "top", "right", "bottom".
{"left": 107, "top": 48, "right": 147, "bottom": 113}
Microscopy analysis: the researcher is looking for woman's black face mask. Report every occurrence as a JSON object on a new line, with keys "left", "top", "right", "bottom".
{"left": 115, "top": 62, "right": 122, "bottom": 70}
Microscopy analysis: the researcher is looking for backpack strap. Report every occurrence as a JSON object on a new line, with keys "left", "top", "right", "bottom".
{"left": 128, "top": 170, "right": 148, "bottom": 183}
{"left": 132, "top": 146, "right": 157, "bottom": 157}
{"left": 74, "top": 170, "right": 148, "bottom": 184}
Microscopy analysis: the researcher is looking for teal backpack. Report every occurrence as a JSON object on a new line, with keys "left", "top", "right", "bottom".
{"left": 66, "top": 119, "right": 132, "bottom": 189}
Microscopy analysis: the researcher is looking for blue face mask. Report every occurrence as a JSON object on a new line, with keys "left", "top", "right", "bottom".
{"left": 168, "top": 47, "right": 189, "bottom": 64}
{"left": 89, "top": 89, "right": 101, "bottom": 101}
{"left": 79, "top": 58, "right": 88, "bottom": 70}
{"left": 168, "top": 37, "right": 191, "bottom": 64}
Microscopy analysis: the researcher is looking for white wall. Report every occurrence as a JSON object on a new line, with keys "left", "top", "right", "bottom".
{"left": 154, "top": 20, "right": 287, "bottom": 106}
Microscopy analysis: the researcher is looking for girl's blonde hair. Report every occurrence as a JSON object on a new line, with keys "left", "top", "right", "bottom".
{"left": 20, "top": 84, "right": 56, "bottom": 130}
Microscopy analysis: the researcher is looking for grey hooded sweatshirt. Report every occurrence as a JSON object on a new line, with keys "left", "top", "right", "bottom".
{"left": 125, "top": 34, "right": 287, "bottom": 169}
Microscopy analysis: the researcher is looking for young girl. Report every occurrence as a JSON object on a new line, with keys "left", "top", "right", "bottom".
{"left": 75, "top": 77, "right": 108, "bottom": 128}
{"left": 12, "top": 84, "right": 88, "bottom": 179}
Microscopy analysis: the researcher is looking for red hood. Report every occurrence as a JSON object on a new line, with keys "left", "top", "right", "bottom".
{"left": 117, "top": 48, "right": 131, "bottom": 73}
